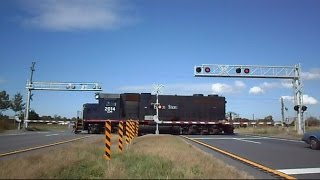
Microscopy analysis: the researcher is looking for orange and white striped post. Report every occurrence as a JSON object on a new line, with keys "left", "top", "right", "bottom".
{"left": 135, "top": 121, "right": 139, "bottom": 137}
{"left": 104, "top": 120, "right": 111, "bottom": 160}
{"left": 129, "top": 120, "right": 134, "bottom": 144}
{"left": 125, "top": 120, "right": 131, "bottom": 145}
{"left": 118, "top": 121, "right": 124, "bottom": 152}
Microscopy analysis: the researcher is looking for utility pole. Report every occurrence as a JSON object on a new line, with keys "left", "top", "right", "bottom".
{"left": 281, "top": 97, "right": 285, "bottom": 126}
{"left": 24, "top": 62, "right": 36, "bottom": 129}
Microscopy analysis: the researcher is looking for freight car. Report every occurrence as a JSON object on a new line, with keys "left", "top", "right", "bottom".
{"left": 75, "top": 93, "right": 234, "bottom": 135}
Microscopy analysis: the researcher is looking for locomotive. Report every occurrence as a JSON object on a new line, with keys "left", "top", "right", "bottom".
{"left": 77, "top": 93, "right": 234, "bottom": 135}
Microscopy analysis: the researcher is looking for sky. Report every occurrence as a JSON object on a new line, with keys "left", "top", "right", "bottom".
{"left": 0, "top": 0, "right": 320, "bottom": 121}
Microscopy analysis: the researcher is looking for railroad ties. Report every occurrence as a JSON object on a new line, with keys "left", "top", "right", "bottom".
{"left": 105, "top": 119, "right": 139, "bottom": 160}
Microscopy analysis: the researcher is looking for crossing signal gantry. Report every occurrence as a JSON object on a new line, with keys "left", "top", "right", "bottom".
{"left": 24, "top": 62, "right": 103, "bottom": 129}
{"left": 194, "top": 64, "right": 305, "bottom": 135}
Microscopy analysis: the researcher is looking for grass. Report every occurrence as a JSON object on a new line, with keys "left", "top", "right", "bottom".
{"left": 0, "top": 135, "right": 253, "bottom": 179}
{"left": 0, "top": 120, "right": 69, "bottom": 133}
{"left": 0, "top": 120, "right": 15, "bottom": 133}
{"left": 27, "top": 123, "right": 69, "bottom": 131}
{"left": 235, "top": 125, "right": 320, "bottom": 140}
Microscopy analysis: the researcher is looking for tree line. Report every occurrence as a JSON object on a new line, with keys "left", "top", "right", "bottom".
{"left": 0, "top": 90, "right": 77, "bottom": 122}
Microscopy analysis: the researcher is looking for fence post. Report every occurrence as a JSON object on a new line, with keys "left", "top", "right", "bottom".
{"left": 118, "top": 121, "right": 124, "bottom": 152}
{"left": 104, "top": 120, "right": 111, "bottom": 160}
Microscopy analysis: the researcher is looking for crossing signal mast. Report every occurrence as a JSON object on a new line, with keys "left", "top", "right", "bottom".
{"left": 152, "top": 84, "right": 164, "bottom": 135}
{"left": 194, "top": 64, "right": 306, "bottom": 135}
{"left": 24, "top": 62, "right": 103, "bottom": 129}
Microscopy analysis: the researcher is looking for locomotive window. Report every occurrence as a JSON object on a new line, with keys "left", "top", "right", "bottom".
{"left": 106, "top": 100, "right": 117, "bottom": 106}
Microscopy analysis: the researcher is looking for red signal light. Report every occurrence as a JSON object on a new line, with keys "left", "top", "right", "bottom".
{"left": 244, "top": 68, "right": 250, "bottom": 74}
{"left": 236, "top": 68, "right": 241, "bottom": 73}
{"left": 205, "top": 67, "right": 210, "bottom": 73}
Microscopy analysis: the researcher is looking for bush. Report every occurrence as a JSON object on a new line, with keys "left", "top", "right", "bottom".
{"left": 0, "top": 120, "right": 12, "bottom": 132}
{"left": 306, "top": 117, "right": 320, "bottom": 126}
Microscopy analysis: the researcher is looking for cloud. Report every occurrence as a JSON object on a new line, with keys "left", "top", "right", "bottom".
{"left": 0, "top": 78, "right": 6, "bottom": 84}
{"left": 303, "top": 95, "right": 318, "bottom": 105}
{"left": 280, "top": 80, "right": 293, "bottom": 88}
{"left": 234, "top": 80, "right": 246, "bottom": 88}
{"left": 301, "top": 69, "right": 320, "bottom": 80}
{"left": 260, "top": 82, "right": 278, "bottom": 89}
{"left": 118, "top": 83, "right": 213, "bottom": 95}
{"left": 281, "top": 96, "right": 294, "bottom": 101}
{"left": 117, "top": 81, "right": 246, "bottom": 96}
{"left": 20, "top": 0, "right": 137, "bottom": 31}
{"left": 281, "top": 95, "right": 318, "bottom": 105}
{"left": 249, "top": 86, "right": 264, "bottom": 94}
{"left": 211, "top": 81, "right": 246, "bottom": 94}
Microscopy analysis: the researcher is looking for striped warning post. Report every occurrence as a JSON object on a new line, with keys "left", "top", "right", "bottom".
{"left": 129, "top": 120, "right": 134, "bottom": 143}
{"left": 104, "top": 121, "right": 111, "bottom": 160}
{"left": 118, "top": 121, "right": 124, "bottom": 152}
{"left": 125, "top": 120, "right": 131, "bottom": 145}
{"left": 132, "top": 120, "right": 136, "bottom": 137}
{"left": 135, "top": 121, "right": 139, "bottom": 137}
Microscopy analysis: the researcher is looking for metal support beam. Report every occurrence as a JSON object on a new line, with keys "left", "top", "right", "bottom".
{"left": 28, "top": 82, "right": 102, "bottom": 91}
{"left": 152, "top": 84, "right": 164, "bottom": 135}
{"left": 194, "top": 63, "right": 305, "bottom": 135}
{"left": 24, "top": 62, "right": 103, "bottom": 129}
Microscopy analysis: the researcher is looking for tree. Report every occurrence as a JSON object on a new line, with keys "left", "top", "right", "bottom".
{"left": 0, "top": 91, "right": 10, "bottom": 115}
{"left": 29, "top": 110, "right": 40, "bottom": 120}
{"left": 11, "top": 92, "right": 25, "bottom": 116}
{"left": 306, "top": 116, "right": 320, "bottom": 126}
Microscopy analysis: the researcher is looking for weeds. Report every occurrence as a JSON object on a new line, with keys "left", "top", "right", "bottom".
{"left": 0, "top": 135, "right": 253, "bottom": 179}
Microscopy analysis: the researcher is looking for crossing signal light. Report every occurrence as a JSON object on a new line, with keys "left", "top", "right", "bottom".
{"left": 302, "top": 105, "right": 307, "bottom": 111}
{"left": 196, "top": 67, "right": 202, "bottom": 73}
{"left": 236, "top": 68, "right": 241, "bottom": 73}
{"left": 205, "top": 67, "right": 210, "bottom": 73}
{"left": 95, "top": 93, "right": 100, "bottom": 100}
{"left": 244, "top": 68, "right": 250, "bottom": 74}
{"left": 294, "top": 105, "right": 307, "bottom": 112}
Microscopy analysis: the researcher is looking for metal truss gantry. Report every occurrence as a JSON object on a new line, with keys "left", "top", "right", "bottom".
{"left": 24, "top": 62, "right": 103, "bottom": 129}
{"left": 194, "top": 64, "right": 305, "bottom": 134}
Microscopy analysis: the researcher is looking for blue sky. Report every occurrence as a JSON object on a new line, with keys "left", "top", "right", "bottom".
{"left": 0, "top": 0, "right": 319, "bottom": 120}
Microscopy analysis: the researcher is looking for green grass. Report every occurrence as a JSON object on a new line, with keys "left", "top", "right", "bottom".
{"left": 27, "top": 123, "right": 69, "bottom": 131}
{"left": 235, "top": 125, "right": 320, "bottom": 140}
{"left": 0, "top": 135, "right": 253, "bottom": 179}
{"left": 0, "top": 120, "right": 16, "bottom": 133}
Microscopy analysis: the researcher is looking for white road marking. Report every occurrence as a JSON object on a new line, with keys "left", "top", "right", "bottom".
{"left": 277, "top": 168, "right": 320, "bottom": 175}
{"left": 0, "top": 133, "right": 28, "bottom": 136}
{"left": 234, "top": 138, "right": 261, "bottom": 144}
{"left": 242, "top": 134, "right": 303, "bottom": 143}
{"left": 192, "top": 137, "right": 265, "bottom": 140}
{"left": 192, "top": 137, "right": 237, "bottom": 140}
{"left": 45, "top": 134, "right": 59, "bottom": 137}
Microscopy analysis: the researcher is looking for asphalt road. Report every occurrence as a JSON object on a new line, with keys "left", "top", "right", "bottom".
{"left": 0, "top": 130, "right": 90, "bottom": 156}
{"left": 184, "top": 134, "right": 320, "bottom": 179}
